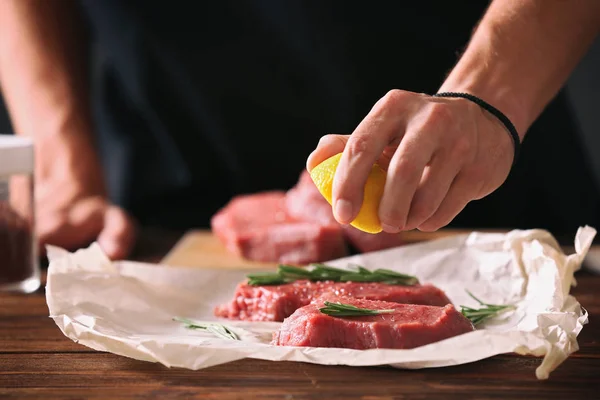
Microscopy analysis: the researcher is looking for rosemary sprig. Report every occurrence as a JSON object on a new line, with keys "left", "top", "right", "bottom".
{"left": 246, "top": 263, "right": 419, "bottom": 286}
{"left": 319, "top": 301, "right": 395, "bottom": 317}
{"left": 460, "top": 290, "right": 516, "bottom": 326}
{"left": 246, "top": 272, "right": 294, "bottom": 286}
{"left": 278, "top": 264, "right": 314, "bottom": 277}
{"left": 173, "top": 317, "right": 239, "bottom": 340}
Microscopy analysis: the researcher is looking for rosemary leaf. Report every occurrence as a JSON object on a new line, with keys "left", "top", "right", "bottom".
{"left": 373, "top": 268, "right": 420, "bottom": 281}
{"left": 246, "top": 263, "right": 419, "bottom": 287}
{"left": 347, "top": 263, "right": 371, "bottom": 275}
{"left": 310, "top": 263, "right": 349, "bottom": 273}
{"left": 338, "top": 273, "right": 390, "bottom": 282}
{"left": 319, "top": 301, "right": 395, "bottom": 317}
{"left": 310, "top": 264, "right": 350, "bottom": 279}
{"left": 278, "top": 264, "right": 314, "bottom": 277}
{"left": 459, "top": 290, "right": 516, "bottom": 327}
{"left": 173, "top": 317, "right": 239, "bottom": 340}
{"left": 246, "top": 271, "right": 293, "bottom": 286}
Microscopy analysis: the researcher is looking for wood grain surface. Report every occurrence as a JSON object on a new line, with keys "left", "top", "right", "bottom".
{"left": 1, "top": 228, "right": 599, "bottom": 400}
{"left": 160, "top": 228, "right": 502, "bottom": 269}
{"left": 161, "top": 230, "right": 279, "bottom": 269}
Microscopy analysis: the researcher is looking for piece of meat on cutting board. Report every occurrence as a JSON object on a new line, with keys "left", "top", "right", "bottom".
{"left": 211, "top": 191, "right": 347, "bottom": 264}
{"left": 271, "top": 295, "right": 474, "bottom": 349}
{"left": 211, "top": 170, "right": 406, "bottom": 265}
{"left": 285, "top": 169, "right": 339, "bottom": 226}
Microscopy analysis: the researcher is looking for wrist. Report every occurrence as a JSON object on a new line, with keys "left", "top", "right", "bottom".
{"left": 438, "top": 27, "right": 531, "bottom": 140}
{"left": 35, "top": 125, "right": 106, "bottom": 198}
{"left": 433, "top": 92, "right": 521, "bottom": 165}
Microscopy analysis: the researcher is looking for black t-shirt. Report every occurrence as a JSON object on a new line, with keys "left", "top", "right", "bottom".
{"left": 78, "top": 1, "right": 599, "bottom": 237}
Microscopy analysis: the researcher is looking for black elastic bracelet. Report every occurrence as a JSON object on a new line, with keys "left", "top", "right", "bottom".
{"left": 432, "top": 92, "right": 521, "bottom": 166}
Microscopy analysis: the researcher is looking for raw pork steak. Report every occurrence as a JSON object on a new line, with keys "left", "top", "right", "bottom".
{"left": 271, "top": 295, "right": 474, "bottom": 349}
{"left": 211, "top": 192, "right": 347, "bottom": 264}
{"left": 214, "top": 280, "right": 452, "bottom": 322}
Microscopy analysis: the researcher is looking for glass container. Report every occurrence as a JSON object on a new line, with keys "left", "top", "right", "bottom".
{"left": 0, "top": 134, "right": 39, "bottom": 293}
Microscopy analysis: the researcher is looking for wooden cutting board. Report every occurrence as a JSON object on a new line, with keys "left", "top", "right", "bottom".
{"left": 160, "top": 230, "right": 279, "bottom": 269}
{"left": 160, "top": 228, "right": 498, "bottom": 269}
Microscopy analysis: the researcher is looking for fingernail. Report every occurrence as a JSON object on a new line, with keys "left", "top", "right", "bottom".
{"left": 334, "top": 199, "right": 353, "bottom": 224}
{"left": 381, "top": 223, "right": 401, "bottom": 234}
{"left": 306, "top": 151, "right": 316, "bottom": 172}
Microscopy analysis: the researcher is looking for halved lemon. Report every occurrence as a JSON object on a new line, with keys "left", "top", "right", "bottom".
{"left": 309, "top": 153, "right": 386, "bottom": 234}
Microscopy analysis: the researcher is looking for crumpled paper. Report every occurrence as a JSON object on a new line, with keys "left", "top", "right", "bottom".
{"left": 45, "top": 226, "right": 595, "bottom": 379}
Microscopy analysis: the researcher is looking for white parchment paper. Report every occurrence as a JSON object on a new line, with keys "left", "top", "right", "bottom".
{"left": 45, "top": 226, "right": 595, "bottom": 379}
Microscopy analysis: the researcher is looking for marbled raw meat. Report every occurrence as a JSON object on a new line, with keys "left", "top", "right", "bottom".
{"left": 214, "top": 280, "right": 452, "bottom": 322}
{"left": 211, "top": 192, "right": 347, "bottom": 264}
{"left": 271, "top": 295, "right": 474, "bottom": 349}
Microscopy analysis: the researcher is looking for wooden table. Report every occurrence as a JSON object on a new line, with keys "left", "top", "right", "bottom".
{"left": 1, "top": 229, "right": 599, "bottom": 399}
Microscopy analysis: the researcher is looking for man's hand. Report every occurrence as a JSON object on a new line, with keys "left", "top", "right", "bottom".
{"left": 308, "top": 0, "right": 600, "bottom": 233}
{"left": 11, "top": 135, "right": 136, "bottom": 260}
{"left": 35, "top": 137, "right": 136, "bottom": 260}
{"left": 307, "top": 90, "right": 514, "bottom": 233}
{"left": 37, "top": 196, "right": 136, "bottom": 261}
{"left": 1, "top": 0, "right": 136, "bottom": 259}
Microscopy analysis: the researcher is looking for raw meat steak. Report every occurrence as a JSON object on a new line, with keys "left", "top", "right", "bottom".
{"left": 211, "top": 192, "right": 347, "bottom": 264}
{"left": 212, "top": 191, "right": 288, "bottom": 245}
{"left": 271, "top": 295, "right": 474, "bottom": 349}
{"left": 285, "top": 170, "right": 405, "bottom": 253}
{"left": 342, "top": 225, "right": 405, "bottom": 253}
{"left": 230, "top": 223, "right": 347, "bottom": 264}
{"left": 285, "top": 170, "right": 338, "bottom": 226}
{"left": 214, "top": 280, "right": 452, "bottom": 322}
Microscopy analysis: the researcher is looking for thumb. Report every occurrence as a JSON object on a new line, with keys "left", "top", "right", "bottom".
{"left": 97, "top": 205, "right": 136, "bottom": 260}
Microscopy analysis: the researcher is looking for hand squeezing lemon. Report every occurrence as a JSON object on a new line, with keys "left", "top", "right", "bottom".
{"left": 309, "top": 153, "right": 386, "bottom": 234}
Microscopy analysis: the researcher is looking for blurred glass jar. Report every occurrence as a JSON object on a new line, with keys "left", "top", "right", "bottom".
{"left": 0, "top": 134, "right": 39, "bottom": 293}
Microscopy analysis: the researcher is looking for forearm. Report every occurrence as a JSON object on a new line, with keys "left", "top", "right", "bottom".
{"left": 439, "top": 0, "right": 600, "bottom": 138}
{"left": 0, "top": 0, "right": 103, "bottom": 189}
{"left": 0, "top": 0, "right": 91, "bottom": 138}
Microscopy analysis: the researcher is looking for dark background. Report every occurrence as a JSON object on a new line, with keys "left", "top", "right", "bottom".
{"left": 1, "top": 22, "right": 598, "bottom": 240}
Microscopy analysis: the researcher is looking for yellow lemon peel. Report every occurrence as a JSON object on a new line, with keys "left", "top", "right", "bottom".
{"left": 309, "top": 153, "right": 386, "bottom": 234}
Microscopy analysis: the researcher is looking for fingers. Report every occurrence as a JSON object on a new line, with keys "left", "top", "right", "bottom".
{"left": 377, "top": 132, "right": 436, "bottom": 232}
{"left": 37, "top": 197, "right": 105, "bottom": 252}
{"left": 331, "top": 91, "right": 409, "bottom": 224}
{"left": 305, "top": 91, "right": 511, "bottom": 235}
{"left": 306, "top": 134, "right": 348, "bottom": 172}
{"left": 306, "top": 134, "right": 396, "bottom": 175}
{"left": 37, "top": 196, "right": 136, "bottom": 260}
{"left": 67, "top": 197, "right": 106, "bottom": 238}
{"left": 402, "top": 152, "right": 460, "bottom": 231}
{"left": 37, "top": 213, "right": 68, "bottom": 249}
{"left": 97, "top": 205, "right": 136, "bottom": 260}
{"left": 417, "top": 175, "right": 474, "bottom": 232}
